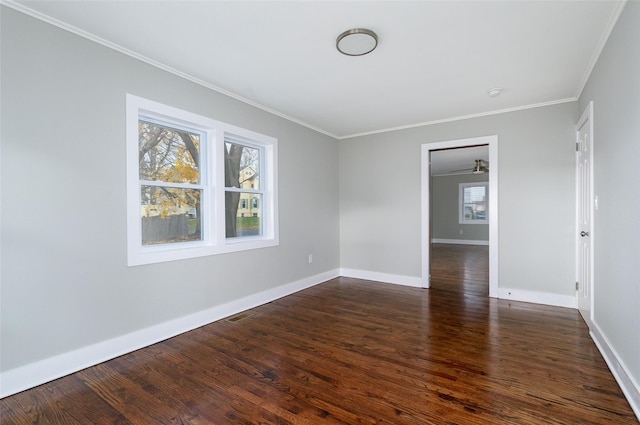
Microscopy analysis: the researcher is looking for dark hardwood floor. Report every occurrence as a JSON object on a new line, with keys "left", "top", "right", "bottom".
{"left": 2, "top": 274, "right": 637, "bottom": 423}
{"left": 430, "top": 243, "right": 489, "bottom": 296}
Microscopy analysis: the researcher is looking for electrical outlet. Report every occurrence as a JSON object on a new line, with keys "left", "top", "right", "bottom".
{"left": 308, "top": 254, "right": 313, "bottom": 264}
{"left": 460, "top": 229, "right": 463, "bottom": 235}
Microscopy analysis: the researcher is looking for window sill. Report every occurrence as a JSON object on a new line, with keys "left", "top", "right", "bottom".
{"left": 128, "top": 237, "right": 279, "bottom": 267}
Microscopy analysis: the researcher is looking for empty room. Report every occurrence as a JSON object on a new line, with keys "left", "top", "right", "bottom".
{"left": 1, "top": 1, "right": 638, "bottom": 423}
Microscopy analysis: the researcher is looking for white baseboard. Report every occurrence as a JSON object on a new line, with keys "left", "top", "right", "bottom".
{"left": 0, "top": 269, "right": 340, "bottom": 398}
{"left": 338, "top": 271, "right": 573, "bottom": 309}
{"left": 590, "top": 322, "right": 640, "bottom": 421}
{"left": 339, "top": 268, "right": 425, "bottom": 288}
{"left": 432, "top": 238, "right": 489, "bottom": 246}
{"left": 497, "top": 287, "right": 577, "bottom": 308}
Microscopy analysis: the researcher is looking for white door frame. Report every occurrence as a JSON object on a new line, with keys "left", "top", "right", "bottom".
{"left": 421, "top": 136, "right": 499, "bottom": 297}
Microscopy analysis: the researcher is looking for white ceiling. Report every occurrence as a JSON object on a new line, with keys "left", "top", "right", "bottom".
{"left": 431, "top": 145, "right": 488, "bottom": 176}
{"left": 10, "top": 0, "right": 623, "bottom": 140}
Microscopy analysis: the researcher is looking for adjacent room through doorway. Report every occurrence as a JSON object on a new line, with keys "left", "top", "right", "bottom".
{"left": 430, "top": 145, "right": 490, "bottom": 296}
{"left": 421, "top": 136, "right": 498, "bottom": 297}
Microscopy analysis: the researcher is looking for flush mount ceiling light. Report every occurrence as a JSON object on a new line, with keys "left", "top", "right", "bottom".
{"left": 487, "top": 87, "right": 503, "bottom": 98}
{"left": 336, "top": 28, "right": 378, "bottom": 56}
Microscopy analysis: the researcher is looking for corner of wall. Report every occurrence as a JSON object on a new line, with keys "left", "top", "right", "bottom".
{"left": 590, "top": 321, "right": 640, "bottom": 421}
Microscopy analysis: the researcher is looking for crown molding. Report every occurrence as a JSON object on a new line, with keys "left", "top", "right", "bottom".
{"left": 0, "top": 0, "right": 340, "bottom": 140}
{"left": 574, "top": 0, "right": 628, "bottom": 100}
{"left": 2, "top": 0, "right": 618, "bottom": 141}
{"left": 337, "top": 97, "right": 578, "bottom": 140}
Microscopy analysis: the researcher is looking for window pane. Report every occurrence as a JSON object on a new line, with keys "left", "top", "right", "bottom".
{"left": 464, "top": 203, "right": 486, "bottom": 220}
{"left": 139, "top": 120, "right": 200, "bottom": 184}
{"left": 460, "top": 183, "right": 487, "bottom": 223}
{"left": 141, "top": 186, "right": 202, "bottom": 245}
{"left": 464, "top": 186, "right": 485, "bottom": 203}
{"left": 225, "top": 192, "right": 262, "bottom": 238}
{"left": 225, "top": 141, "right": 260, "bottom": 189}
{"left": 463, "top": 186, "right": 486, "bottom": 221}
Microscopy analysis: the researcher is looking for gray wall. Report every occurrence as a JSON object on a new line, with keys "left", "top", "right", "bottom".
{"left": 578, "top": 1, "right": 640, "bottom": 396}
{"left": 0, "top": 8, "right": 340, "bottom": 371}
{"left": 432, "top": 173, "right": 489, "bottom": 242}
{"left": 3, "top": 2, "right": 637, "bottom": 404}
{"left": 340, "top": 102, "right": 577, "bottom": 295}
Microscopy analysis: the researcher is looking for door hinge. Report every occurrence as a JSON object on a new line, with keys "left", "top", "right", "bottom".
{"left": 575, "top": 281, "right": 579, "bottom": 291}
{"left": 576, "top": 142, "right": 580, "bottom": 152}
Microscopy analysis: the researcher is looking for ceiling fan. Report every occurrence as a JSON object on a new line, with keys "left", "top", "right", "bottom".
{"left": 451, "top": 159, "right": 489, "bottom": 174}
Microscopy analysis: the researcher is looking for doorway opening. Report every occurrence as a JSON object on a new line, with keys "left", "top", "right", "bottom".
{"left": 421, "top": 136, "right": 498, "bottom": 297}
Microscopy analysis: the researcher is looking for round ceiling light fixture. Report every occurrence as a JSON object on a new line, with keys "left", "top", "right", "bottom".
{"left": 336, "top": 28, "right": 378, "bottom": 56}
{"left": 487, "top": 87, "right": 503, "bottom": 98}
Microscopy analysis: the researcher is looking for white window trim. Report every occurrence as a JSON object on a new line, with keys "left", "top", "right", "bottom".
{"left": 126, "top": 94, "right": 278, "bottom": 266}
{"left": 458, "top": 182, "right": 488, "bottom": 224}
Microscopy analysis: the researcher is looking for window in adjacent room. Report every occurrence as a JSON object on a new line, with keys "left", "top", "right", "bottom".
{"left": 459, "top": 182, "right": 488, "bottom": 224}
{"left": 126, "top": 94, "right": 278, "bottom": 266}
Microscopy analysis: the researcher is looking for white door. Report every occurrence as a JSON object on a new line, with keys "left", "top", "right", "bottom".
{"left": 576, "top": 102, "right": 594, "bottom": 327}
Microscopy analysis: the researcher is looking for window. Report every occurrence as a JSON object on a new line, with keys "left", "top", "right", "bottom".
{"left": 225, "top": 140, "right": 264, "bottom": 238}
{"left": 459, "top": 182, "right": 488, "bottom": 224}
{"left": 138, "top": 119, "right": 205, "bottom": 246}
{"left": 127, "top": 94, "right": 278, "bottom": 266}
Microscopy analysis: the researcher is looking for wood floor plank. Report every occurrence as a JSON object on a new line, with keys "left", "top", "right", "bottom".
{"left": 430, "top": 243, "right": 489, "bottom": 296}
{"left": 0, "top": 374, "right": 129, "bottom": 425}
{"left": 96, "top": 344, "right": 297, "bottom": 424}
{"left": 210, "top": 323, "right": 491, "bottom": 424}
{"left": 1, "top": 248, "right": 637, "bottom": 424}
